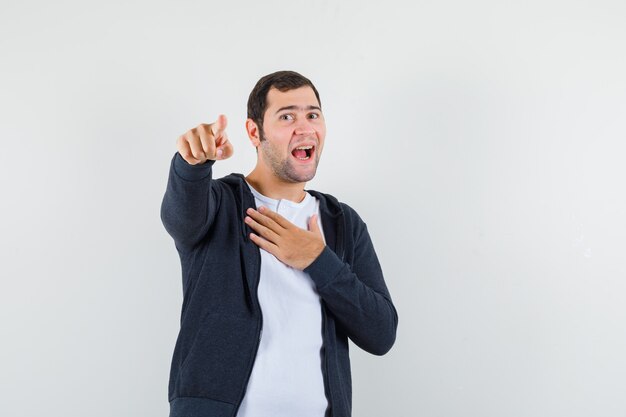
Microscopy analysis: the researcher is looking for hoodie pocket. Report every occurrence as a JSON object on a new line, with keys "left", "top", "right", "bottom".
{"left": 176, "top": 312, "right": 258, "bottom": 404}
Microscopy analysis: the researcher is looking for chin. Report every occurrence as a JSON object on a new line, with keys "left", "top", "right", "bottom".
{"left": 284, "top": 172, "right": 316, "bottom": 183}
{"left": 284, "top": 167, "right": 317, "bottom": 183}
{"left": 276, "top": 160, "right": 319, "bottom": 183}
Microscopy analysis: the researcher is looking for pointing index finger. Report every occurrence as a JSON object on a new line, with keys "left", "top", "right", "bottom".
{"left": 211, "top": 114, "right": 228, "bottom": 137}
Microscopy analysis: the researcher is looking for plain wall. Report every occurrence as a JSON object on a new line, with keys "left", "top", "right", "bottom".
{"left": 1, "top": 0, "right": 625, "bottom": 416}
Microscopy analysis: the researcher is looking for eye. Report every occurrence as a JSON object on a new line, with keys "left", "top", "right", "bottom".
{"left": 308, "top": 113, "right": 320, "bottom": 119}
{"left": 279, "top": 114, "right": 294, "bottom": 121}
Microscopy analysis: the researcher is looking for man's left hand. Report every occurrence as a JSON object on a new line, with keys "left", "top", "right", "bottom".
{"left": 245, "top": 206, "right": 325, "bottom": 270}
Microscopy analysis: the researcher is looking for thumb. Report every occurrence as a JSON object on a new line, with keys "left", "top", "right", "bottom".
{"left": 215, "top": 131, "right": 234, "bottom": 160}
{"left": 308, "top": 214, "right": 321, "bottom": 234}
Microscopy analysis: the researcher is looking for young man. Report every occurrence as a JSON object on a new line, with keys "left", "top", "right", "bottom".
{"left": 161, "top": 71, "right": 398, "bottom": 417}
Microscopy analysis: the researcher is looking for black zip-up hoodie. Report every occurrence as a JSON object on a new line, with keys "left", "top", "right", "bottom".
{"left": 161, "top": 152, "right": 398, "bottom": 417}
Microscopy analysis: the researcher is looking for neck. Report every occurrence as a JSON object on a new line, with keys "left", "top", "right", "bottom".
{"left": 245, "top": 165, "right": 307, "bottom": 203}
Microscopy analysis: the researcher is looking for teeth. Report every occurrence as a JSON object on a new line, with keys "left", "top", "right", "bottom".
{"left": 295, "top": 145, "right": 313, "bottom": 150}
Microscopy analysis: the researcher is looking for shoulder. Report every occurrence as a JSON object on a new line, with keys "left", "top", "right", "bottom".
{"left": 310, "top": 189, "right": 368, "bottom": 233}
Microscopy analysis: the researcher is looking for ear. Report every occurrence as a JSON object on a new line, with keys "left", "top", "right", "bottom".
{"left": 246, "top": 118, "right": 261, "bottom": 148}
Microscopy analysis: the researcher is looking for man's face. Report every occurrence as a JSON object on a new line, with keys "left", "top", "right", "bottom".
{"left": 257, "top": 86, "right": 326, "bottom": 183}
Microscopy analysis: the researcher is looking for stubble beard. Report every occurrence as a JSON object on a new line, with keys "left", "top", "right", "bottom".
{"left": 259, "top": 129, "right": 319, "bottom": 184}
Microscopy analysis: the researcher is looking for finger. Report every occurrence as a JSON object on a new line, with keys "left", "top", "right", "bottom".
{"left": 245, "top": 215, "right": 280, "bottom": 243}
{"left": 215, "top": 131, "right": 232, "bottom": 160}
{"left": 308, "top": 214, "right": 321, "bottom": 234}
{"left": 258, "top": 206, "right": 293, "bottom": 229}
{"left": 177, "top": 135, "right": 203, "bottom": 164}
{"left": 197, "top": 124, "right": 216, "bottom": 158}
{"left": 246, "top": 208, "right": 283, "bottom": 235}
{"left": 184, "top": 130, "right": 207, "bottom": 161}
{"left": 216, "top": 138, "right": 234, "bottom": 160}
{"left": 249, "top": 232, "right": 279, "bottom": 254}
{"left": 211, "top": 114, "right": 228, "bottom": 137}
{"left": 215, "top": 130, "right": 229, "bottom": 147}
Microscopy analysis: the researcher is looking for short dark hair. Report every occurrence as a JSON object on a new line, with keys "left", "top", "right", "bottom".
{"left": 247, "top": 70, "right": 322, "bottom": 135}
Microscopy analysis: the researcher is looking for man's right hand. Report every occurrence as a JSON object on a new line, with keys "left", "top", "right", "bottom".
{"left": 176, "top": 114, "right": 234, "bottom": 165}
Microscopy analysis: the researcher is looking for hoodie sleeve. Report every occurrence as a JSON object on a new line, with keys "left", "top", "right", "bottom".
{"left": 304, "top": 209, "right": 398, "bottom": 356}
{"left": 160, "top": 152, "right": 220, "bottom": 253}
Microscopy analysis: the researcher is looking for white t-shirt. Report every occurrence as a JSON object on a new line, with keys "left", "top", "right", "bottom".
{"left": 236, "top": 182, "right": 329, "bottom": 417}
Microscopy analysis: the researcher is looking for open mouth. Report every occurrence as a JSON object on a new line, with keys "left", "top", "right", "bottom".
{"left": 291, "top": 145, "right": 315, "bottom": 161}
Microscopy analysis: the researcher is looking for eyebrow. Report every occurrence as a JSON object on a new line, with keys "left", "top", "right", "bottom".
{"left": 274, "top": 105, "right": 321, "bottom": 115}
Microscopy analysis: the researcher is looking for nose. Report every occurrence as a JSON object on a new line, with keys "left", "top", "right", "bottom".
{"left": 294, "top": 119, "right": 315, "bottom": 136}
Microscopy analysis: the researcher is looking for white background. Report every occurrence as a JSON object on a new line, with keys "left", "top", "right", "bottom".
{"left": 1, "top": 0, "right": 626, "bottom": 416}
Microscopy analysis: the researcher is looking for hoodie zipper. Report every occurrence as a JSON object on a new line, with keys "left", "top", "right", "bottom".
{"left": 232, "top": 245, "right": 263, "bottom": 417}
{"left": 322, "top": 304, "right": 333, "bottom": 417}
{"left": 321, "top": 211, "right": 345, "bottom": 417}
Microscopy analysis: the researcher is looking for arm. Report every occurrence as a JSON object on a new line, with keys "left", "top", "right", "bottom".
{"left": 243, "top": 205, "right": 398, "bottom": 355}
{"left": 160, "top": 153, "right": 219, "bottom": 253}
{"left": 304, "top": 221, "right": 398, "bottom": 356}
{"left": 160, "top": 115, "right": 234, "bottom": 253}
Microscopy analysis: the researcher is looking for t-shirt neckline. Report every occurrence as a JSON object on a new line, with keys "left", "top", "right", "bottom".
{"left": 245, "top": 180, "right": 311, "bottom": 208}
